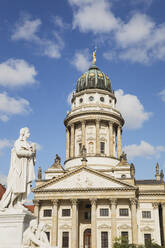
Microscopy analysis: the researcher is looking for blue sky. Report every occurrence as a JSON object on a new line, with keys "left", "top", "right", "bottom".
{"left": 0, "top": 0, "right": 165, "bottom": 187}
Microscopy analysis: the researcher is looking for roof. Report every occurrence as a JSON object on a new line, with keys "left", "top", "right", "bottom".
{"left": 24, "top": 205, "right": 34, "bottom": 213}
{"left": 136, "top": 180, "right": 162, "bottom": 185}
{"left": 0, "top": 184, "right": 6, "bottom": 200}
{"left": 76, "top": 65, "right": 113, "bottom": 94}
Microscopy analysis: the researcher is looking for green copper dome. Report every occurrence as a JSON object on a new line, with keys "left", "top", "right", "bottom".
{"left": 76, "top": 65, "right": 113, "bottom": 93}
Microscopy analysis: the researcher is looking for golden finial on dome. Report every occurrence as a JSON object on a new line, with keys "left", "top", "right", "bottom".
{"left": 92, "top": 47, "right": 97, "bottom": 65}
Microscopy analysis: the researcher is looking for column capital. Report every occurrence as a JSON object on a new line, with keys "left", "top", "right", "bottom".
{"left": 96, "top": 118, "right": 100, "bottom": 124}
{"left": 109, "top": 121, "right": 114, "bottom": 126}
{"left": 90, "top": 198, "right": 97, "bottom": 205}
{"left": 130, "top": 198, "right": 137, "bottom": 206}
{"left": 33, "top": 199, "right": 40, "bottom": 206}
{"left": 52, "top": 199, "right": 59, "bottom": 206}
{"left": 152, "top": 202, "right": 159, "bottom": 209}
{"left": 110, "top": 198, "right": 118, "bottom": 206}
{"left": 70, "top": 123, "right": 75, "bottom": 128}
{"left": 161, "top": 202, "right": 165, "bottom": 208}
{"left": 81, "top": 119, "right": 87, "bottom": 124}
{"left": 71, "top": 199, "right": 78, "bottom": 205}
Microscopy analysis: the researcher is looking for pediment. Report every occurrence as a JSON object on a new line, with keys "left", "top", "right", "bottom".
{"left": 33, "top": 166, "right": 136, "bottom": 192}
{"left": 98, "top": 224, "right": 111, "bottom": 229}
{"left": 118, "top": 224, "right": 131, "bottom": 230}
{"left": 140, "top": 226, "right": 154, "bottom": 232}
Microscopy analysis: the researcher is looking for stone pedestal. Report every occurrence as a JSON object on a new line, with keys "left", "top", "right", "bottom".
{"left": 0, "top": 209, "right": 35, "bottom": 248}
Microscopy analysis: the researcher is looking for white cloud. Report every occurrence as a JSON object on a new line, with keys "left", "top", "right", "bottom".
{"left": 158, "top": 89, "right": 165, "bottom": 102}
{"left": 12, "top": 15, "right": 64, "bottom": 59}
{"left": 35, "top": 143, "right": 42, "bottom": 151}
{"left": 11, "top": 17, "right": 41, "bottom": 41}
{"left": 0, "top": 59, "right": 37, "bottom": 87}
{"left": 0, "top": 92, "right": 31, "bottom": 121}
{"left": 69, "top": 0, "right": 165, "bottom": 64}
{"left": 115, "top": 89, "right": 151, "bottom": 129}
{"left": 115, "top": 14, "right": 154, "bottom": 47}
{"left": 124, "top": 140, "right": 165, "bottom": 160}
{"left": 0, "top": 139, "right": 11, "bottom": 151}
{"left": 70, "top": 0, "right": 120, "bottom": 34}
{"left": 72, "top": 50, "right": 91, "bottom": 72}
{"left": 53, "top": 16, "right": 69, "bottom": 30}
{"left": 67, "top": 90, "right": 75, "bottom": 105}
{"left": 0, "top": 139, "right": 11, "bottom": 157}
{"left": 0, "top": 173, "right": 7, "bottom": 186}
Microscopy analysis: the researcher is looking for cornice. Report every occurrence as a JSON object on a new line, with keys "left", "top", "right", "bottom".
{"left": 73, "top": 88, "right": 116, "bottom": 100}
{"left": 33, "top": 187, "right": 137, "bottom": 193}
{"left": 64, "top": 110, "right": 124, "bottom": 127}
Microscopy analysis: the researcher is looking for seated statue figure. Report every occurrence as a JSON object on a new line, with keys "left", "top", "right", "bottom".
{"left": 0, "top": 127, "right": 36, "bottom": 210}
{"left": 22, "top": 220, "right": 50, "bottom": 248}
{"left": 36, "top": 223, "right": 50, "bottom": 247}
{"left": 22, "top": 220, "right": 56, "bottom": 248}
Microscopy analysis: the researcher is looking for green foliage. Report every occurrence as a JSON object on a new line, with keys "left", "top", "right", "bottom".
{"left": 113, "top": 237, "right": 163, "bottom": 248}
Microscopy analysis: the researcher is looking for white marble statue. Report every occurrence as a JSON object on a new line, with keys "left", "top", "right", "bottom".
{"left": 0, "top": 127, "right": 36, "bottom": 210}
{"left": 22, "top": 220, "right": 58, "bottom": 248}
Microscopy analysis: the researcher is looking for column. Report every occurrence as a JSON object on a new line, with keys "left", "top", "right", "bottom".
{"left": 161, "top": 203, "right": 165, "bottom": 246}
{"left": 71, "top": 199, "right": 78, "bottom": 248}
{"left": 51, "top": 200, "right": 58, "bottom": 246}
{"left": 33, "top": 200, "right": 40, "bottom": 224}
{"left": 70, "top": 124, "right": 75, "bottom": 158}
{"left": 153, "top": 202, "right": 161, "bottom": 245}
{"left": 81, "top": 120, "right": 86, "bottom": 146}
{"left": 109, "top": 122, "right": 113, "bottom": 157}
{"left": 130, "top": 199, "right": 138, "bottom": 244}
{"left": 65, "top": 127, "right": 70, "bottom": 160}
{"left": 111, "top": 199, "right": 117, "bottom": 244}
{"left": 96, "top": 119, "right": 100, "bottom": 155}
{"left": 117, "top": 126, "right": 122, "bottom": 159}
{"left": 91, "top": 198, "right": 97, "bottom": 248}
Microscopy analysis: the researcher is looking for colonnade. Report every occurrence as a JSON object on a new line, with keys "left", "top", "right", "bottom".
{"left": 65, "top": 119, "right": 122, "bottom": 160}
{"left": 33, "top": 198, "right": 142, "bottom": 248}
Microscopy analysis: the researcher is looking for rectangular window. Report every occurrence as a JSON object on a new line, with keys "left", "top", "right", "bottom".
{"left": 121, "top": 232, "right": 128, "bottom": 243}
{"left": 45, "top": 232, "right": 50, "bottom": 242}
{"left": 142, "top": 211, "right": 151, "bottom": 219}
{"left": 43, "top": 209, "right": 52, "bottom": 217}
{"left": 119, "top": 208, "right": 129, "bottom": 216}
{"left": 100, "top": 142, "right": 105, "bottom": 154}
{"left": 144, "top": 233, "right": 151, "bottom": 246}
{"left": 101, "top": 232, "right": 108, "bottom": 248}
{"left": 84, "top": 211, "right": 91, "bottom": 220}
{"left": 100, "top": 208, "right": 109, "bottom": 216}
{"left": 62, "top": 209, "right": 71, "bottom": 217}
{"left": 62, "top": 232, "right": 69, "bottom": 248}
{"left": 79, "top": 143, "right": 82, "bottom": 155}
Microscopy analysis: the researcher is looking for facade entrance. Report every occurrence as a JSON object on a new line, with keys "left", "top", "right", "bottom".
{"left": 84, "top": 229, "right": 91, "bottom": 248}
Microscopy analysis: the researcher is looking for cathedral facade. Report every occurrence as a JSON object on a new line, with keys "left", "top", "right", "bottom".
{"left": 33, "top": 62, "right": 165, "bottom": 248}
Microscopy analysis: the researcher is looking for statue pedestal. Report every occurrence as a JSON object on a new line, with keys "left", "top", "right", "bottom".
{"left": 0, "top": 208, "right": 35, "bottom": 248}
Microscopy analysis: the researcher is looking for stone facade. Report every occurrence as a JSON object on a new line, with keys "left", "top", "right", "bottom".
{"left": 33, "top": 64, "right": 165, "bottom": 248}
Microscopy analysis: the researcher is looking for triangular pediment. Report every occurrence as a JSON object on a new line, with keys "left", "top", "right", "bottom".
{"left": 33, "top": 166, "right": 136, "bottom": 192}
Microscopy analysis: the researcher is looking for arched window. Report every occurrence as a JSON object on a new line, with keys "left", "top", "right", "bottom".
{"left": 88, "top": 142, "right": 94, "bottom": 154}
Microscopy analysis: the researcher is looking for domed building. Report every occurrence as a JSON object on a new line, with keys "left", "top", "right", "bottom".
{"left": 33, "top": 55, "right": 165, "bottom": 248}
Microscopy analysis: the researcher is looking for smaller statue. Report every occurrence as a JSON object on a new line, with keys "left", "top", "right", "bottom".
{"left": 130, "top": 163, "right": 135, "bottom": 178}
{"left": 36, "top": 223, "right": 50, "bottom": 247}
{"left": 22, "top": 220, "right": 53, "bottom": 248}
{"left": 160, "top": 169, "right": 164, "bottom": 183}
{"left": 120, "top": 152, "right": 127, "bottom": 162}
{"left": 55, "top": 154, "right": 61, "bottom": 165}
{"left": 38, "top": 167, "right": 42, "bottom": 180}
{"left": 92, "top": 47, "right": 97, "bottom": 65}
{"left": 51, "top": 154, "right": 61, "bottom": 169}
{"left": 81, "top": 145, "right": 87, "bottom": 160}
